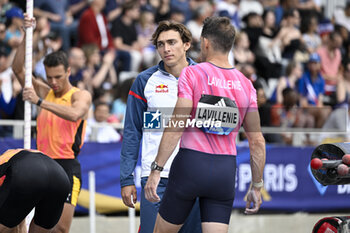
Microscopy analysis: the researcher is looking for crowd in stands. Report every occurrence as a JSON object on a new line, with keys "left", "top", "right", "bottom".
{"left": 0, "top": 0, "right": 350, "bottom": 145}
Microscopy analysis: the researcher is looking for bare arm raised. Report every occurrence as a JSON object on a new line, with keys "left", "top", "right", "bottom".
{"left": 12, "top": 13, "right": 50, "bottom": 99}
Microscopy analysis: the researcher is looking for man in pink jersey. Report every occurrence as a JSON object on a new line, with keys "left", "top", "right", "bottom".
{"left": 145, "top": 16, "right": 266, "bottom": 233}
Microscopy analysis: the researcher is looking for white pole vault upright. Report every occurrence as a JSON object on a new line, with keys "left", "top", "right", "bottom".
{"left": 25, "top": 0, "right": 34, "bottom": 231}
{"left": 24, "top": 0, "right": 33, "bottom": 150}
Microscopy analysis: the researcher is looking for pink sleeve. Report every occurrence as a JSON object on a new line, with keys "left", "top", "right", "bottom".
{"left": 247, "top": 82, "right": 258, "bottom": 112}
{"left": 178, "top": 66, "right": 194, "bottom": 100}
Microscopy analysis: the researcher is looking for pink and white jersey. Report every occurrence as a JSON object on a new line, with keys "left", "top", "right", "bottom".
{"left": 178, "top": 62, "right": 258, "bottom": 155}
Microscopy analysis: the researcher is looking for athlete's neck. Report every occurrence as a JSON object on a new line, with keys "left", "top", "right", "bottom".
{"left": 206, "top": 54, "right": 232, "bottom": 69}
{"left": 164, "top": 59, "right": 189, "bottom": 78}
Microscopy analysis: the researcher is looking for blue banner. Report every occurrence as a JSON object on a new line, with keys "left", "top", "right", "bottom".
{"left": 1, "top": 138, "right": 350, "bottom": 213}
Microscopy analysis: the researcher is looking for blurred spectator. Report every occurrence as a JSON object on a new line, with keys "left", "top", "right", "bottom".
{"left": 0, "top": 42, "right": 13, "bottom": 104}
{"left": 32, "top": 16, "right": 50, "bottom": 65}
{"left": 4, "top": 6, "right": 24, "bottom": 53}
{"left": 239, "top": 0, "right": 264, "bottom": 21}
{"left": 255, "top": 9, "right": 282, "bottom": 79}
{"left": 298, "top": 53, "right": 330, "bottom": 127}
{"left": 136, "top": 5, "right": 158, "bottom": 69}
{"left": 242, "top": 12, "right": 263, "bottom": 52}
{"left": 34, "top": 31, "right": 63, "bottom": 80}
{"left": 270, "top": 87, "right": 314, "bottom": 144}
{"left": 317, "top": 31, "right": 343, "bottom": 106}
{"left": 254, "top": 80, "right": 271, "bottom": 127}
{"left": 169, "top": 6, "right": 186, "bottom": 23}
{"left": 154, "top": 0, "right": 171, "bottom": 23}
{"left": 317, "top": 18, "right": 334, "bottom": 46}
{"left": 85, "top": 101, "right": 121, "bottom": 143}
{"left": 296, "top": 0, "right": 322, "bottom": 18}
{"left": 104, "top": 0, "right": 123, "bottom": 22}
{"left": 333, "top": 2, "right": 350, "bottom": 32}
{"left": 270, "top": 60, "right": 303, "bottom": 104}
{"left": 68, "top": 0, "right": 89, "bottom": 22}
{"left": 216, "top": 0, "right": 240, "bottom": 29}
{"left": 261, "top": 9, "right": 278, "bottom": 39}
{"left": 170, "top": 0, "right": 193, "bottom": 23}
{"left": 186, "top": 2, "right": 213, "bottom": 60}
{"left": 68, "top": 47, "right": 87, "bottom": 88}
{"left": 238, "top": 63, "right": 258, "bottom": 82}
{"left": 78, "top": 0, "right": 114, "bottom": 51}
{"left": 111, "top": 77, "right": 135, "bottom": 124}
{"left": 34, "top": 0, "right": 77, "bottom": 51}
{"left": 0, "top": 43, "right": 21, "bottom": 137}
{"left": 274, "top": 9, "right": 303, "bottom": 60}
{"left": 345, "top": 39, "right": 350, "bottom": 63}
{"left": 302, "top": 14, "right": 321, "bottom": 54}
{"left": 334, "top": 24, "right": 349, "bottom": 57}
{"left": 274, "top": 0, "right": 299, "bottom": 26}
{"left": 111, "top": 0, "right": 141, "bottom": 73}
{"left": 0, "top": 0, "right": 15, "bottom": 23}
{"left": 233, "top": 31, "right": 255, "bottom": 66}
{"left": 336, "top": 60, "right": 350, "bottom": 106}
{"left": 67, "top": 0, "right": 90, "bottom": 45}
{"left": 82, "top": 43, "right": 117, "bottom": 95}
{"left": 253, "top": 80, "right": 283, "bottom": 143}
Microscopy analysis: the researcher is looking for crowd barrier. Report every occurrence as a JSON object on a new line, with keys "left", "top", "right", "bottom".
{"left": 1, "top": 138, "right": 350, "bottom": 214}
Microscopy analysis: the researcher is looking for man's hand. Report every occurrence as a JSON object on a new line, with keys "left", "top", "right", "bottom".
{"left": 121, "top": 185, "right": 137, "bottom": 208}
{"left": 22, "top": 87, "right": 40, "bottom": 105}
{"left": 144, "top": 171, "right": 161, "bottom": 203}
{"left": 23, "top": 13, "right": 36, "bottom": 30}
{"left": 244, "top": 187, "right": 262, "bottom": 215}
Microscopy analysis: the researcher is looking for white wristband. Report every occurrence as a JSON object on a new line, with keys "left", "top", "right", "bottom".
{"left": 252, "top": 180, "right": 264, "bottom": 188}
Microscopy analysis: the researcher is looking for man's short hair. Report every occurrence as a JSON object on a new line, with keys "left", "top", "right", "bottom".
{"left": 201, "top": 16, "right": 236, "bottom": 53}
{"left": 151, "top": 21, "right": 192, "bottom": 47}
{"left": 121, "top": 0, "right": 139, "bottom": 15}
{"left": 43, "top": 51, "right": 69, "bottom": 71}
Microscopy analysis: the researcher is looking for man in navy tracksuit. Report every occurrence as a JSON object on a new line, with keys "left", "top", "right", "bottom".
{"left": 120, "top": 21, "right": 202, "bottom": 233}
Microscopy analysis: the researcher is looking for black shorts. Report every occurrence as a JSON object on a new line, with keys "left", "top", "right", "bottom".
{"left": 0, "top": 150, "right": 70, "bottom": 229}
{"left": 159, "top": 148, "right": 237, "bottom": 225}
{"left": 54, "top": 159, "right": 82, "bottom": 206}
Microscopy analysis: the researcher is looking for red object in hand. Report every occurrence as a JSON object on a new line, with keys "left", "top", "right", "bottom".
{"left": 311, "top": 158, "right": 323, "bottom": 170}
{"left": 337, "top": 164, "right": 349, "bottom": 176}
{"left": 342, "top": 154, "right": 350, "bottom": 165}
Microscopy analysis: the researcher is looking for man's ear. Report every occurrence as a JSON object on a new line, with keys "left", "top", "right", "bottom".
{"left": 184, "top": 41, "right": 191, "bottom": 52}
{"left": 66, "top": 67, "right": 71, "bottom": 77}
{"left": 203, "top": 37, "right": 209, "bottom": 49}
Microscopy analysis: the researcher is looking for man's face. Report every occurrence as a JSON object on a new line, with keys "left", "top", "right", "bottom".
{"left": 69, "top": 48, "right": 86, "bottom": 69}
{"left": 332, "top": 34, "right": 343, "bottom": 49}
{"left": 94, "top": 104, "right": 109, "bottom": 122}
{"left": 283, "top": 91, "right": 298, "bottom": 108}
{"left": 156, "top": 30, "right": 189, "bottom": 69}
{"left": 308, "top": 61, "right": 320, "bottom": 75}
{"left": 129, "top": 6, "right": 140, "bottom": 20}
{"left": 45, "top": 65, "right": 70, "bottom": 95}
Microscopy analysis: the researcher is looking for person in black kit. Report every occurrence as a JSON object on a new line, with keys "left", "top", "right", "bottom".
{"left": 0, "top": 149, "right": 70, "bottom": 233}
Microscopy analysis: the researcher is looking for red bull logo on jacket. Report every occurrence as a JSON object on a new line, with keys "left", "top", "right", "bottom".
{"left": 155, "top": 84, "right": 168, "bottom": 93}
